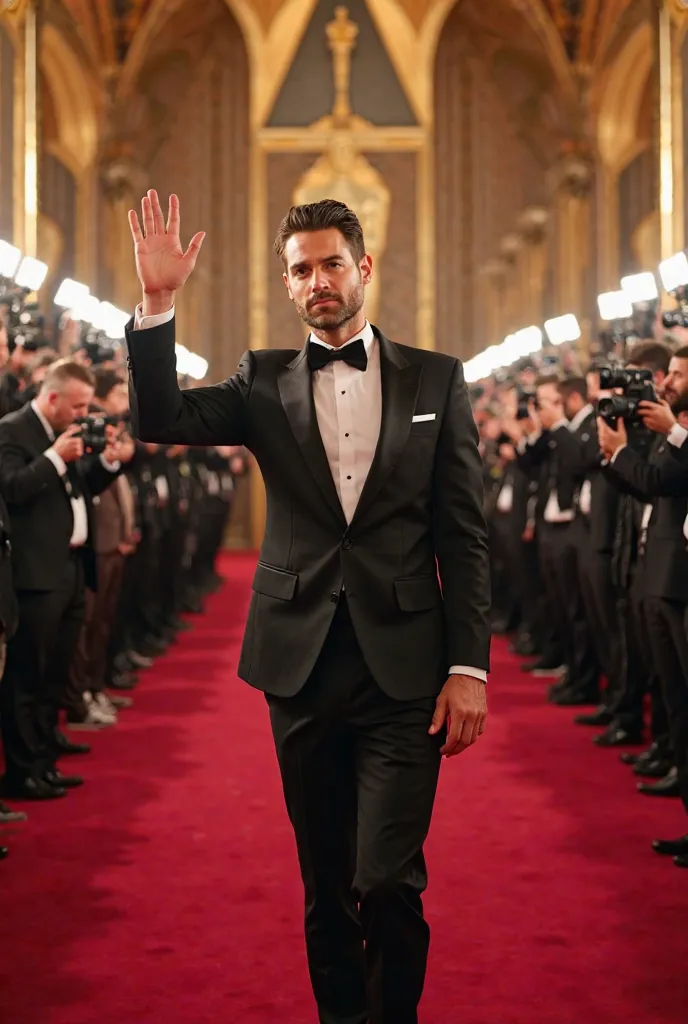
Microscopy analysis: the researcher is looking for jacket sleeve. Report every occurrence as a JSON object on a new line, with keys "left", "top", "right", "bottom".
{"left": 432, "top": 360, "right": 491, "bottom": 671}
{"left": 604, "top": 445, "right": 688, "bottom": 500}
{"left": 0, "top": 425, "right": 63, "bottom": 506}
{"left": 126, "top": 316, "right": 254, "bottom": 448}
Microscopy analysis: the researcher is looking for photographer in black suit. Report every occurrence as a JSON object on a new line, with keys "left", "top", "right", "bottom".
{"left": 0, "top": 360, "right": 124, "bottom": 801}
{"left": 600, "top": 347, "right": 688, "bottom": 869}
{"left": 516, "top": 377, "right": 600, "bottom": 704}
{"left": 125, "top": 190, "right": 490, "bottom": 1024}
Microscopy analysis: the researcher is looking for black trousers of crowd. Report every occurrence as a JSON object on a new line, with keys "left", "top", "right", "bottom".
{"left": 0, "top": 554, "right": 85, "bottom": 782}
{"left": 538, "top": 521, "right": 599, "bottom": 696}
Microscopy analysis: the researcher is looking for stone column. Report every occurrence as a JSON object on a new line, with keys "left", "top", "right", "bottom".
{"left": 517, "top": 206, "right": 550, "bottom": 327}
{"left": 550, "top": 151, "right": 593, "bottom": 320}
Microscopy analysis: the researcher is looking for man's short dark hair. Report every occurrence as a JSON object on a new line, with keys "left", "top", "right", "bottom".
{"left": 534, "top": 374, "right": 561, "bottom": 389}
{"left": 673, "top": 345, "right": 688, "bottom": 361}
{"left": 558, "top": 376, "right": 588, "bottom": 403}
{"left": 627, "top": 341, "right": 672, "bottom": 375}
{"left": 273, "top": 200, "right": 365, "bottom": 265}
{"left": 94, "top": 367, "right": 124, "bottom": 401}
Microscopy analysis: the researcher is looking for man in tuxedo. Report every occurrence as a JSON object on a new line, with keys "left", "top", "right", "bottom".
{"left": 125, "top": 190, "right": 490, "bottom": 1024}
{"left": 0, "top": 360, "right": 124, "bottom": 800}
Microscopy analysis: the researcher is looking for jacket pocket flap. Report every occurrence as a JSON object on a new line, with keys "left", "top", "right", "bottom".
{"left": 394, "top": 575, "right": 440, "bottom": 611}
{"left": 253, "top": 561, "right": 298, "bottom": 601}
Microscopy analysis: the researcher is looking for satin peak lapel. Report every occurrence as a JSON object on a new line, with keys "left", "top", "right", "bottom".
{"left": 277, "top": 347, "right": 345, "bottom": 524}
{"left": 351, "top": 333, "right": 421, "bottom": 526}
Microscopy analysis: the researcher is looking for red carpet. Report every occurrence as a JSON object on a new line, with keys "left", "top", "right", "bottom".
{"left": 1, "top": 551, "right": 688, "bottom": 1023}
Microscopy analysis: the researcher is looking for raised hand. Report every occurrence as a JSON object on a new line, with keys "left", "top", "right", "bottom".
{"left": 128, "top": 191, "right": 205, "bottom": 308}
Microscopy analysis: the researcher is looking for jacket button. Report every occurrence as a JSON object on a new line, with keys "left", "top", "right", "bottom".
{"left": 330, "top": 592, "right": 339, "bottom": 603}
{"left": 342, "top": 538, "right": 352, "bottom": 550}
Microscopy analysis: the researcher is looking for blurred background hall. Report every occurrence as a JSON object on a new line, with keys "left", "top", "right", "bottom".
{"left": 1, "top": 1, "right": 688, "bottom": 1022}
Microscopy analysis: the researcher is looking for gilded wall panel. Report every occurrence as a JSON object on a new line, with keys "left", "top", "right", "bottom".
{"left": 617, "top": 146, "right": 655, "bottom": 275}
{"left": 0, "top": 24, "right": 14, "bottom": 242}
{"left": 39, "top": 152, "right": 77, "bottom": 302}
{"left": 267, "top": 152, "right": 317, "bottom": 351}
{"left": 361, "top": 152, "right": 416, "bottom": 347}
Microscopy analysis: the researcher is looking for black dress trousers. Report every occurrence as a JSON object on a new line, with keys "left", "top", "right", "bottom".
{"left": 267, "top": 594, "right": 444, "bottom": 1024}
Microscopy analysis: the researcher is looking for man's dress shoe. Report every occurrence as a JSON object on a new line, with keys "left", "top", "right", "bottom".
{"left": 44, "top": 770, "right": 83, "bottom": 789}
{"left": 637, "top": 767, "right": 679, "bottom": 797}
{"left": 575, "top": 706, "right": 614, "bottom": 727}
{"left": 652, "top": 834, "right": 688, "bottom": 856}
{"left": 593, "top": 726, "right": 644, "bottom": 748}
{"left": 0, "top": 777, "right": 66, "bottom": 800}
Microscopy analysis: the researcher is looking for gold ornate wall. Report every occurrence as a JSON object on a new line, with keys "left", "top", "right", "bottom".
{"left": 2, "top": 0, "right": 685, "bottom": 546}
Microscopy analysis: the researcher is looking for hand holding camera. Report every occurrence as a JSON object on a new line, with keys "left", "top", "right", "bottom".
{"left": 597, "top": 415, "right": 628, "bottom": 460}
{"left": 637, "top": 399, "right": 676, "bottom": 435}
{"left": 52, "top": 424, "right": 85, "bottom": 464}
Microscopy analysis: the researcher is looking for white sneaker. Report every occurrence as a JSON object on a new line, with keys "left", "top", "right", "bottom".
{"left": 93, "top": 692, "right": 119, "bottom": 718}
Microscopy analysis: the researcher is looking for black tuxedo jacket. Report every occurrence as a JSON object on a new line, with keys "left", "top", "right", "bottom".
{"left": 0, "top": 404, "right": 119, "bottom": 592}
{"left": 605, "top": 438, "right": 688, "bottom": 602}
{"left": 126, "top": 319, "right": 491, "bottom": 700}
{"left": 516, "top": 412, "right": 596, "bottom": 521}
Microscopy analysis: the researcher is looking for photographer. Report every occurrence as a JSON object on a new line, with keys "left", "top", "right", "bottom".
{"left": 515, "top": 377, "right": 600, "bottom": 705}
{"left": 68, "top": 369, "right": 137, "bottom": 727}
{"left": 0, "top": 360, "right": 125, "bottom": 801}
{"left": 600, "top": 346, "right": 688, "bottom": 866}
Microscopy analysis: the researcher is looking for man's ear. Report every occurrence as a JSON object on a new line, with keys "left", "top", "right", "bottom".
{"left": 282, "top": 271, "right": 293, "bottom": 302}
{"left": 360, "top": 253, "right": 373, "bottom": 287}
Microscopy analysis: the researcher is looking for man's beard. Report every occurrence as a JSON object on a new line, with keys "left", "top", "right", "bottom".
{"left": 295, "top": 282, "right": 364, "bottom": 332}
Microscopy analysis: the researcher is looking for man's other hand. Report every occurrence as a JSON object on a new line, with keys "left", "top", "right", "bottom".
{"left": 429, "top": 675, "right": 487, "bottom": 758}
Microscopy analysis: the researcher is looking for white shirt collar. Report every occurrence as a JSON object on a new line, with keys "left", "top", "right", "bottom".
{"left": 31, "top": 399, "right": 55, "bottom": 442}
{"left": 308, "top": 320, "right": 376, "bottom": 355}
{"left": 568, "top": 403, "right": 594, "bottom": 433}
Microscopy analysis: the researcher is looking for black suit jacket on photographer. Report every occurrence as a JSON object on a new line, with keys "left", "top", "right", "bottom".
{"left": 517, "top": 410, "right": 596, "bottom": 521}
{"left": 605, "top": 438, "right": 688, "bottom": 602}
{"left": 0, "top": 403, "right": 121, "bottom": 592}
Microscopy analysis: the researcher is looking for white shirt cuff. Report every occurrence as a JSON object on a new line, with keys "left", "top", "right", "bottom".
{"left": 610, "top": 445, "right": 627, "bottom": 464}
{"left": 551, "top": 418, "right": 569, "bottom": 432}
{"left": 100, "top": 454, "right": 121, "bottom": 472}
{"left": 667, "top": 423, "right": 688, "bottom": 448}
{"left": 449, "top": 665, "right": 487, "bottom": 683}
{"left": 134, "top": 303, "right": 175, "bottom": 330}
{"left": 44, "top": 447, "right": 67, "bottom": 476}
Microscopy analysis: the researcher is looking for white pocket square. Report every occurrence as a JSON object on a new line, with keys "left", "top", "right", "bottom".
{"left": 412, "top": 413, "right": 436, "bottom": 423}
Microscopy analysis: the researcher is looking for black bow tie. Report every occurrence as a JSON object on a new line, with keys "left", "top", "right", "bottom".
{"left": 307, "top": 337, "right": 368, "bottom": 373}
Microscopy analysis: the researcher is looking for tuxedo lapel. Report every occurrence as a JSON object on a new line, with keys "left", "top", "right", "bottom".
{"left": 277, "top": 347, "right": 346, "bottom": 525}
{"left": 351, "top": 332, "right": 421, "bottom": 527}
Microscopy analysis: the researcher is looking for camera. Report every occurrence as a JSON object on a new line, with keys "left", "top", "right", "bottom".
{"left": 515, "top": 387, "right": 538, "bottom": 420}
{"left": 597, "top": 365, "right": 657, "bottom": 427}
{"left": 662, "top": 308, "right": 688, "bottom": 329}
{"left": 73, "top": 414, "right": 122, "bottom": 454}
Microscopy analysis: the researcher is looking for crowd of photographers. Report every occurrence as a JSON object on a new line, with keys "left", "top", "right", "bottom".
{"left": 476, "top": 337, "right": 688, "bottom": 870}
{"left": 0, "top": 311, "right": 246, "bottom": 860}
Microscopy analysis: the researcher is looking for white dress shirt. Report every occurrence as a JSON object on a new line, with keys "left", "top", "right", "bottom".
{"left": 32, "top": 400, "right": 119, "bottom": 548}
{"left": 133, "top": 306, "right": 487, "bottom": 683}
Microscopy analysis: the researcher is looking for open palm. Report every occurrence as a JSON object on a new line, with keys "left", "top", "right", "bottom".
{"left": 128, "top": 191, "right": 205, "bottom": 295}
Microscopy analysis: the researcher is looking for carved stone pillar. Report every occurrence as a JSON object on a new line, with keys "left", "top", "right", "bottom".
{"left": 478, "top": 258, "right": 508, "bottom": 349}
{"left": 517, "top": 206, "right": 549, "bottom": 327}
{"left": 550, "top": 151, "right": 593, "bottom": 320}
{"left": 100, "top": 146, "right": 146, "bottom": 311}
{"left": 499, "top": 232, "right": 523, "bottom": 335}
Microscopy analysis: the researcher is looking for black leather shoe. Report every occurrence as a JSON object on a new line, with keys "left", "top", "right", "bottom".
{"left": 652, "top": 834, "right": 688, "bottom": 856}
{"left": 523, "top": 657, "right": 564, "bottom": 674}
{"left": 638, "top": 767, "right": 679, "bottom": 797}
{"left": 0, "top": 846, "right": 8, "bottom": 859}
{"left": 634, "top": 757, "right": 673, "bottom": 778}
{"left": 54, "top": 732, "right": 91, "bottom": 755}
{"left": 575, "top": 706, "right": 614, "bottom": 727}
{"left": 593, "top": 726, "right": 644, "bottom": 748}
{"left": 674, "top": 854, "right": 688, "bottom": 868}
{"left": 0, "top": 777, "right": 67, "bottom": 800}
{"left": 44, "top": 770, "right": 83, "bottom": 789}
{"left": 623, "top": 741, "right": 667, "bottom": 767}
{"left": 551, "top": 689, "right": 599, "bottom": 707}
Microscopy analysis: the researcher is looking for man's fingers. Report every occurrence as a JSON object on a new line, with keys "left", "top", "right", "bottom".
{"left": 149, "top": 189, "right": 165, "bottom": 233}
{"left": 129, "top": 209, "right": 144, "bottom": 245}
{"left": 167, "top": 193, "right": 180, "bottom": 236}
{"left": 429, "top": 694, "right": 448, "bottom": 735}
{"left": 183, "top": 232, "right": 206, "bottom": 262}
{"left": 142, "top": 195, "right": 155, "bottom": 237}
{"left": 440, "top": 713, "right": 463, "bottom": 755}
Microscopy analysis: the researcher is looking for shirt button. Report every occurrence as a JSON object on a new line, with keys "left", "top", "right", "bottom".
{"left": 342, "top": 538, "right": 352, "bottom": 550}
{"left": 330, "top": 592, "right": 339, "bottom": 603}
{"left": 344, "top": 433, "right": 350, "bottom": 438}
{"left": 346, "top": 475, "right": 351, "bottom": 480}
{"left": 341, "top": 390, "right": 346, "bottom": 395}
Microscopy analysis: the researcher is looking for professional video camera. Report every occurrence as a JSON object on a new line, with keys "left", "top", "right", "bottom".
{"left": 0, "top": 283, "right": 46, "bottom": 348}
{"left": 596, "top": 366, "right": 657, "bottom": 428}
{"left": 73, "top": 413, "right": 124, "bottom": 455}
{"left": 661, "top": 306, "right": 688, "bottom": 330}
